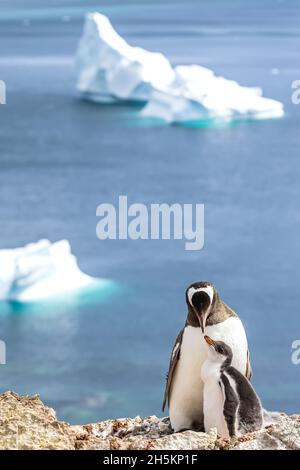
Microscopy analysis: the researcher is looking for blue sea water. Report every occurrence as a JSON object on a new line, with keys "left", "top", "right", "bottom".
{"left": 0, "top": 0, "right": 300, "bottom": 423}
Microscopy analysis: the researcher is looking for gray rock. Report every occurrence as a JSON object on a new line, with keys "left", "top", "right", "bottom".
{"left": 0, "top": 391, "right": 76, "bottom": 450}
{"left": 0, "top": 391, "right": 299, "bottom": 450}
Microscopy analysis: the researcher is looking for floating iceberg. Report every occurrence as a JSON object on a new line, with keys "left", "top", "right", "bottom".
{"left": 142, "top": 65, "right": 284, "bottom": 123}
{"left": 76, "top": 13, "right": 284, "bottom": 123}
{"left": 76, "top": 12, "right": 175, "bottom": 103}
{"left": 0, "top": 240, "right": 96, "bottom": 302}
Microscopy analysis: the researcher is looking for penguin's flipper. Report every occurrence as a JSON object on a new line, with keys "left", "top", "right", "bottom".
{"left": 220, "top": 373, "right": 239, "bottom": 437}
{"left": 245, "top": 349, "right": 253, "bottom": 380}
{"left": 162, "top": 328, "right": 184, "bottom": 412}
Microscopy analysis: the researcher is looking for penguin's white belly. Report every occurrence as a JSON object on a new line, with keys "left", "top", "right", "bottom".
{"left": 169, "top": 326, "right": 204, "bottom": 432}
{"left": 203, "top": 378, "right": 229, "bottom": 438}
{"left": 169, "top": 317, "right": 248, "bottom": 432}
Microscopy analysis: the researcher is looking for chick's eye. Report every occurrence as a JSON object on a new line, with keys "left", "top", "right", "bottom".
{"left": 216, "top": 346, "right": 223, "bottom": 354}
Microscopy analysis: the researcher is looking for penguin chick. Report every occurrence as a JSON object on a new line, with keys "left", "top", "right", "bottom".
{"left": 201, "top": 335, "right": 263, "bottom": 438}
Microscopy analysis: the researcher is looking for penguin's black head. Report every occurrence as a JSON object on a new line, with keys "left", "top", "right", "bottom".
{"left": 204, "top": 335, "right": 233, "bottom": 367}
{"left": 185, "top": 281, "right": 215, "bottom": 333}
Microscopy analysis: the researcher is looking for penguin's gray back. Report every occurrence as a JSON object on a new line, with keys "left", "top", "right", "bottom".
{"left": 221, "top": 366, "right": 263, "bottom": 436}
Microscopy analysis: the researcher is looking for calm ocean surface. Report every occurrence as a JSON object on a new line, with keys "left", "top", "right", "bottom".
{"left": 0, "top": 0, "right": 299, "bottom": 423}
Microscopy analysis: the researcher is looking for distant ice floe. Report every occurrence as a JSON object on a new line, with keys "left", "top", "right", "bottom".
{"left": 76, "top": 12, "right": 284, "bottom": 124}
{"left": 0, "top": 240, "right": 96, "bottom": 302}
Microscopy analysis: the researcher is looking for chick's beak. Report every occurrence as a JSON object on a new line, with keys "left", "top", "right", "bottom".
{"left": 204, "top": 335, "right": 215, "bottom": 346}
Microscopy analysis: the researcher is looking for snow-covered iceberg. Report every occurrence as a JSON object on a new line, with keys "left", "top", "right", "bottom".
{"left": 142, "top": 65, "right": 284, "bottom": 122}
{"left": 76, "top": 12, "right": 175, "bottom": 103}
{"left": 76, "top": 12, "right": 284, "bottom": 123}
{"left": 0, "top": 240, "right": 96, "bottom": 302}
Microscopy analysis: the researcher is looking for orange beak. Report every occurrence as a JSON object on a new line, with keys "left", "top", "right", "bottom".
{"left": 204, "top": 335, "right": 215, "bottom": 346}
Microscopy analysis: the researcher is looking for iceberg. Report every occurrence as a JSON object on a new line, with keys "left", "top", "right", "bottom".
{"left": 0, "top": 240, "right": 96, "bottom": 302}
{"left": 76, "top": 13, "right": 284, "bottom": 123}
{"left": 76, "top": 12, "right": 175, "bottom": 103}
{"left": 142, "top": 65, "right": 284, "bottom": 123}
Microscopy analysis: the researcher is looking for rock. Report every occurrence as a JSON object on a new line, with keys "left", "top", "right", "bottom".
{"left": 0, "top": 391, "right": 299, "bottom": 450}
{"left": 0, "top": 391, "right": 76, "bottom": 450}
{"left": 218, "top": 415, "right": 300, "bottom": 450}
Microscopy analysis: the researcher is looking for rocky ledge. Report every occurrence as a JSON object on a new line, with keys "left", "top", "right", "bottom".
{"left": 0, "top": 392, "right": 299, "bottom": 450}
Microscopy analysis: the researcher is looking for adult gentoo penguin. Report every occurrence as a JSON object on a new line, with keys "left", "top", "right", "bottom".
{"left": 163, "top": 281, "right": 252, "bottom": 432}
{"left": 201, "top": 335, "right": 263, "bottom": 437}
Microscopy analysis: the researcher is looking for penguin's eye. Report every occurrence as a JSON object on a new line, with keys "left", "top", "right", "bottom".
{"left": 216, "top": 345, "right": 223, "bottom": 354}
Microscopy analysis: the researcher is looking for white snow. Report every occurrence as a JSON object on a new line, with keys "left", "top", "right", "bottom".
{"left": 0, "top": 239, "right": 96, "bottom": 302}
{"left": 76, "top": 13, "right": 284, "bottom": 123}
